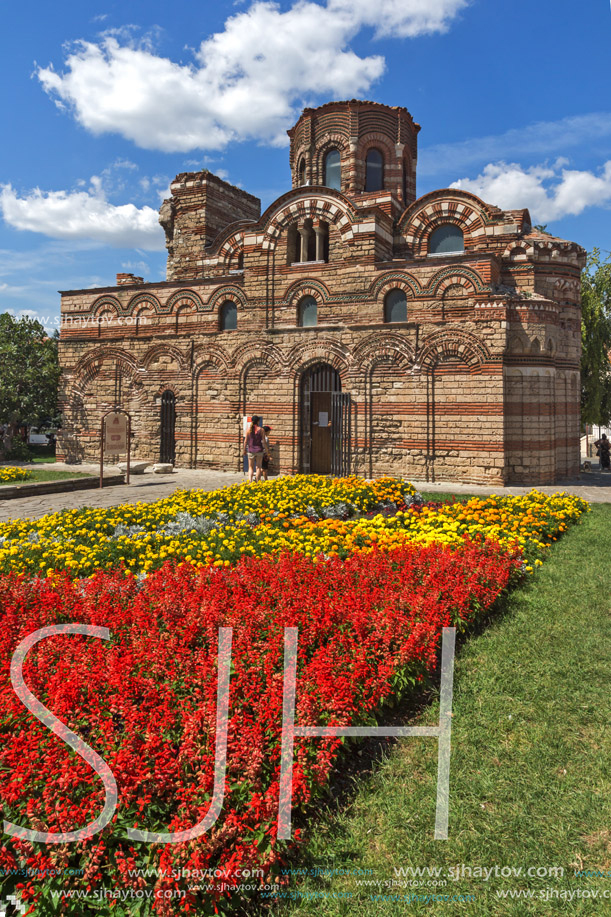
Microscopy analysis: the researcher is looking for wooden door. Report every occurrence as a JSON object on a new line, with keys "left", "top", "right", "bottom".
{"left": 311, "top": 391, "right": 332, "bottom": 473}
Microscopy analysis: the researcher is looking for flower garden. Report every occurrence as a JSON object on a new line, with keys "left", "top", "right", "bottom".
{"left": 0, "top": 466, "right": 32, "bottom": 485}
{"left": 0, "top": 476, "right": 589, "bottom": 915}
{"left": 0, "top": 475, "right": 587, "bottom": 578}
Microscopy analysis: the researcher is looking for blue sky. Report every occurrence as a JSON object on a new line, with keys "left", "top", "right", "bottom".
{"left": 1, "top": 0, "right": 610, "bottom": 329}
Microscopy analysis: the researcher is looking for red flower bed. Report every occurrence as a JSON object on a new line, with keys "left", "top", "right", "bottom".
{"left": 0, "top": 541, "right": 520, "bottom": 914}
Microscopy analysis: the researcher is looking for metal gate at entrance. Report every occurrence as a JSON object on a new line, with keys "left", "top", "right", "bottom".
{"left": 160, "top": 390, "right": 176, "bottom": 464}
{"left": 300, "top": 363, "right": 350, "bottom": 475}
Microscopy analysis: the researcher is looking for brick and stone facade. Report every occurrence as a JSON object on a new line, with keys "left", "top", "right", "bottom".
{"left": 57, "top": 99, "right": 586, "bottom": 485}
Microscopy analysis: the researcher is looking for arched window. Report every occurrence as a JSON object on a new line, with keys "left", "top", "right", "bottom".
{"left": 384, "top": 289, "right": 407, "bottom": 323}
{"left": 429, "top": 224, "right": 464, "bottom": 254}
{"left": 298, "top": 158, "right": 307, "bottom": 186}
{"left": 323, "top": 149, "right": 341, "bottom": 190}
{"left": 287, "top": 224, "right": 299, "bottom": 264}
{"left": 318, "top": 221, "right": 330, "bottom": 263}
{"left": 303, "top": 218, "right": 316, "bottom": 263}
{"left": 365, "top": 149, "right": 384, "bottom": 192}
{"left": 230, "top": 251, "right": 244, "bottom": 271}
{"left": 220, "top": 301, "right": 237, "bottom": 331}
{"left": 299, "top": 295, "right": 317, "bottom": 327}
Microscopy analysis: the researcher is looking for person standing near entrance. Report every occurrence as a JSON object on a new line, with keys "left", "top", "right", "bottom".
{"left": 594, "top": 433, "right": 610, "bottom": 472}
{"left": 243, "top": 415, "right": 267, "bottom": 482}
{"left": 261, "top": 425, "right": 273, "bottom": 480}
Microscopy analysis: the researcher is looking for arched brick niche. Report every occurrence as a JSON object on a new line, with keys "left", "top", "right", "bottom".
{"left": 398, "top": 190, "right": 502, "bottom": 257}
{"left": 217, "top": 230, "right": 246, "bottom": 273}
{"left": 419, "top": 330, "right": 491, "bottom": 373}
{"left": 164, "top": 289, "right": 206, "bottom": 315}
{"left": 193, "top": 346, "right": 234, "bottom": 470}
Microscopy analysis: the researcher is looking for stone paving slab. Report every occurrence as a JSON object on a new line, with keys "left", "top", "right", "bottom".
{"left": 409, "top": 474, "right": 611, "bottom": 503}
{"left": 0, "top": 466, "right": 609, "bottom": 523}
{"left": 0, "top": 467, "right": 248, "bottom": 522}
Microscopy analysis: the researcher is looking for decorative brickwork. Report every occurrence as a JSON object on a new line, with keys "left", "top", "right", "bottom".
{"left": 57, "top": 100, "right": 586, "bottom": 485}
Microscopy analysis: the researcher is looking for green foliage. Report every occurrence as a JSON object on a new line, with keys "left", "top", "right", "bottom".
{"left": 0, "top": 313, "right": 60, "bottom": 427}
{"left": 3, "top": 437, "right": 32, "bottom": 461}
{"left": 581, "top": 249, "right": 611, "bottom": 426}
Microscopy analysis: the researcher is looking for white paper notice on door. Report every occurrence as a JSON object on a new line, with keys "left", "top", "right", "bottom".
{"left": 318, "top": 411, "right": 329, "bottom": 427}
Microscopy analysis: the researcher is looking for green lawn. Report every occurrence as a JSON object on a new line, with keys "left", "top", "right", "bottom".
{"left": 0, "top": 468, "right": 94, "bottom": 486}
{"left": 29, "top": 454, "right": 57, "bottom": 465}
{"left": 268, "top": 503, "right": 611, "bottom": 916}
{"left": 28, "top": 444, "right": 57, "bottom": 464}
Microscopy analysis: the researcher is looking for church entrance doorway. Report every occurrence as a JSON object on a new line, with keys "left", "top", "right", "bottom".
{"left": 300, "top": 362, "right": 350, "bottom": 475}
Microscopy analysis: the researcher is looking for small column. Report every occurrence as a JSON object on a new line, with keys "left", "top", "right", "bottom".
{"left": 300, "top": 227, "right": 311, "bottom": 263}
{"left": 314, "top": 226, "right": 325, "bottom": 262}
{"left": 347, "top": 138, "right": 358, "bottom": 196}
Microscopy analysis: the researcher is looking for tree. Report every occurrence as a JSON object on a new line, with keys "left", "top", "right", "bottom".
{"left": 581, "top": 249, "right": 611, "bottom": 427}
{"left": 0, "top": 314, "right": 61, "bottom": 445}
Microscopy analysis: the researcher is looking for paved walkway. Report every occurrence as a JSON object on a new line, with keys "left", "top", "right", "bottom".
{"left": 408, "top": 473, "right": 611, "bottom": 502}
{"left": 0, "top": 465, "right": 246, "bottom": 522}
{"left": 1, "top": 463, "right": 609, "bottom": 522}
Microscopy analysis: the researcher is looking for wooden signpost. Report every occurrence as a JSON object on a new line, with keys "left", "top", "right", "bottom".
{"left": 100, "top": 409, "right": 131, "bottom": 488}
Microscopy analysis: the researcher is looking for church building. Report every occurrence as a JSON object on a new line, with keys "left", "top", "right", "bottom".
{"left": 57, "top": 99, "right": 585, "bottom": 484}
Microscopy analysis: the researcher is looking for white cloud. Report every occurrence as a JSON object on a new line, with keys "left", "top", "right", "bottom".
{"left": 329, "top": 0, "right": 468, "bottom": 38}
{"left": 121, "top": 259, "right": 150, "bottom": 274}
{"left": 450, "top": 159, "right": 611, "bottom": 222}
{"left": 138, "top": 174, "right": 172, "bottom": 201}
{"left": 36, "top": 0, "right": 468, "bottom": 152}
{"left": 0, "top": 180, "right": 164, "bottom": 249}
{"left": 0, "top": 282, "right": 26, "bottom": 296}
{"left": 420, "top": 112, "right": 611, "bottom": 177}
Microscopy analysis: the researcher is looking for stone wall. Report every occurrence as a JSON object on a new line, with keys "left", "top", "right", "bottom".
{"left": 57, "top": 295, "right": 579, "bottom": 486}
{"left": 160, "top": 171, "right": 261, "bottom": 282}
